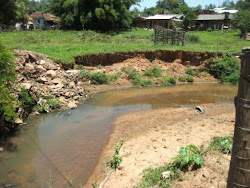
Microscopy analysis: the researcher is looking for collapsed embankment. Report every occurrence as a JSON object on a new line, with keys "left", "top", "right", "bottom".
{"left": 75, "top": 50, "right": 222, "bottom": 67}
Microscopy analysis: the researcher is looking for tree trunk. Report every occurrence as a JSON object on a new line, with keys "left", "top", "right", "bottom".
{"left": 227, "top": 47, "right": 250, "bottom": 188}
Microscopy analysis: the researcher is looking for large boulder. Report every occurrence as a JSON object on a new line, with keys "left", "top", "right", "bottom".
{"left": 20, "top": 82, "right": 33, "bottom": 90}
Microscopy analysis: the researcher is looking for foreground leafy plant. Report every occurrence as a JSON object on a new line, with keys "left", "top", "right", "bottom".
{"left": 137, "top": 145, "right": 203, "bottom": 188}
{"left": 106, "top": 140, "right": 124, "bottom": 170}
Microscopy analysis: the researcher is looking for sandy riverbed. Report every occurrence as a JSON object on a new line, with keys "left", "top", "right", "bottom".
{"left": 86, "top": 102, "right": 235, "bottom": 188}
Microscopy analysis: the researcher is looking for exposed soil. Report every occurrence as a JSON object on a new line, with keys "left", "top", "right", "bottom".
{"left": 86, "top": 102, "right": 235, "bottom": 188}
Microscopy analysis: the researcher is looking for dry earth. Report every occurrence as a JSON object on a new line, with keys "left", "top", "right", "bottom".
{"left": 86, "top": 103, "right": 235, "bottom": 188}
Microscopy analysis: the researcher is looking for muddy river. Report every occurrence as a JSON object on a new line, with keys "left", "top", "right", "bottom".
{"left": 0, "top": 84, "right": 237, "bottom": 188}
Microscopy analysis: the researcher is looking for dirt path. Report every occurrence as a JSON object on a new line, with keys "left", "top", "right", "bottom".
{"left": 86, "top": 102, "right": 235, "bottom": 188}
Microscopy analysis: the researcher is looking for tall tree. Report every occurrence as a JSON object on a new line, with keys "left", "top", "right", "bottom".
{"left": 48, "top": 0, "right": 140, "bottom": 31}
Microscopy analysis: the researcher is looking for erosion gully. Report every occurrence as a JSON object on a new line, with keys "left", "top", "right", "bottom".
{"left": 0, "top": 84, "right": 237, "bottom": 188}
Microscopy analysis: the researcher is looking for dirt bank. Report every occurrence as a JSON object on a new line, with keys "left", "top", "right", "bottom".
{"left": 86, "top": 102, "right": 235, "bottom": 187}
{"left": 75, "top": 50, "right": 222, "bottom": 67}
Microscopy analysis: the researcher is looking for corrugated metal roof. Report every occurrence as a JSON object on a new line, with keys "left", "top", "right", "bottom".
{"left": 217, "top": 10, "right": 238, "bottom": 14}
{"left": 196, "top": 14, "right": 225, "bottom": 21}
{"left": 146, "top": 14, "right": 181, "bottom": 20}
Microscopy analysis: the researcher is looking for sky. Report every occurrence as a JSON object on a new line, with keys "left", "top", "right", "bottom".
{"left": 133, "top": 0, "right": 240, "bottom": 10}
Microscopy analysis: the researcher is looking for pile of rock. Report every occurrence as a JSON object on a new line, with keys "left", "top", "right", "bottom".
{"left": 14, "top": 50, "right": 87, "bottom": 113}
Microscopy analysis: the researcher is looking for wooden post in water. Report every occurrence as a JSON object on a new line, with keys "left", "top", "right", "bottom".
{"left": 227, "top": 47, "right": 250, "bottom": 188}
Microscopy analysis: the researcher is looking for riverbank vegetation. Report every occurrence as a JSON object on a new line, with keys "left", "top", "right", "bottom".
{"left": 0, "top": 29, "right": 248, "bottom": 63}
{"left": 137, "top": 136, "right": 232, "bottom": 188}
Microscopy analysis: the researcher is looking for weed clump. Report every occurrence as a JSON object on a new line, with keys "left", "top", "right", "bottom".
{"left": 84, "top": 72, "right": 110, "bottom": 84}
{"left": 132, "top": 77, "right": 153, "bottom": 87}
{"left": 162, "top": 76, "right": 176, "bottom": 86}
{"left": 178, "top": 76, "right": 194, "bottom": 83}
{"left": 143, "top": 66, "right": 163, "bottom": 78}
{"left": 209, "top": 55, "right": 240, "bottom": 85}
{"left": 186, "top": 68, "right": 198, "bottom": 76}
{"left": 107, "top": 140, "right": 124, "bottom": 170}
{"left": 137, "top": 145, "right": 203, "bottom": 188}
{"left": 186, "top": 34, "right": 201, "bottom": 43}
{"left": 19, "top": 88, "right": 36, "bottom": 114}
{"left": 208, "top": 136, "right": 233, "bottom": 154}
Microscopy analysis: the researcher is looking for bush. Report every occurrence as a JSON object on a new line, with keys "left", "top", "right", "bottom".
{"left": 19, "top": 88, "right": 35, "bottom": 114}
{"left": 209, "top": 55, "right": 240, "bottom": 85}
{"left": 171, "top": 145, "right": 204, "bottom": 172}
{"left": 208, "top": 136, "right": 233, "bottom": 154}
{"left": 178, "top": 76, "right": 194, "bottom": 83}
{"left": 186, "top": 34, "right": 201, "bottom": 43}
{"left": 132, "top": 77, "right": 153, "bottom": 87}
{"left": 162, "top": 76, "right": 176, "bottom": 86}
{"left": 47, "top": 99, "right": 61, "bottom": 110}
{"left": 186, "top": 68, "right": 198, "bottom": 76}
{"left": 207, "top": 27, "right": 213, "bottom": 32}
{"left": 186, "top": 76, "right": 194, "bottom": 83}
{"left": 143, "top": 66, "right": 163, "bottom": 78}
{"left": 85, "top": 72, "right": 110, "bottom": 84}
{"left": 127, "top": 69, "right": 139, "bottom": 80}
{"left": 0, "top": 41, "right": 17, "bottom": 125}
{"left": 109, "top": 71, "right": 122, "bottom": 82}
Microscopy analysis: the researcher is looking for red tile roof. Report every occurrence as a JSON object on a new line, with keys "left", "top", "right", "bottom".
{"left": 30, "top": 11, "right": 59, "bottom": 22}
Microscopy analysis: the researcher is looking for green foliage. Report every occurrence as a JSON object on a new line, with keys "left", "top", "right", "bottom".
{"left": 19, "top": 88, "right": 35, "bottom": 113}
{"left": 208, "top": 136, "right": 233, "bottom": 154}
{"left": 186, "top": 34, "right": 200, "bottom": 43}
{"left": 49, "top": 0, "right": 140, "bottom": 31}
{"left": 186, "top": 68, "right": 198, "bottom": 76}
{"left": 35, "top": 104, "right": 49, "bottom": 113}
{"left": 47, "top": 99, "right": 61, "bottom": 110}
{"left": 171, "top": 145, "right": 204, "bottom": 172}
{"left": 143, "top": 66, "right": 163, "bottom": 78}
{"left": 84, "top": 72, "right": 110, "bottom": 84}
{"left": 132, "top": 77, "right": 153, "bottom": 87}
{"left": 207, "top": 27, "right": 213, "bottom": 32}
{"left": 109, "top": 71, "right": 122, "bottom": 82}
{"left": 232, "top": 10, "right": 250, "bottom": 38}
{"left": 178, "top": 76, "right": 194, "bottom": 82}
{"left": 107, "top": 140, "right": 124, "bottom": 170}
{"left": 209, "top": 55, "right": 240, "bottom": 85}
{"left": 0, "top": 41, "right": 17, "bottom": 124}
{"left": 137, "top": 144, "right": 203, "bottom": 188}
{"left": 183, "top": 10, "right": 197, "bottom": 29}
{"left": 186, "top": 76, "right": 194, "bottom": 83}
{"left": 162, "top": 76, "right": 176, "bottom": 86}
{"left": 137, "top": 166, "right": 180, "bottom": 188}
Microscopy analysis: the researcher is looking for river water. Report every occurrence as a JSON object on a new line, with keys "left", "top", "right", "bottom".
{"left": 0, "top": 84, "right": 237, "bottom": 188}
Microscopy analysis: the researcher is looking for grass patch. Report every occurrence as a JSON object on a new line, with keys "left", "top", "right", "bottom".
{"left": 143, "top": 66, "right": 163, "bottom": 78}
{"left": 209, "top": 55, "right": 240, "bottom": 85}
{"left": 47, "top": 99, "right": 61, "bottom": 110}
{"left": 132, "top": 77, "right": 153, "bottom": 87}
{"left": 137, "top": 145, "right": 203, "bottom": 188}
{"left": 186, "top": 34, "right": 200, "bottom": 43}
{"left": 178, "top": 76, "right": 194, "bottom": 83}
{"left": 19, "top": 88, "right": 36, "bottom": 114}
{"left": 83, "top": 72, "right": 110, "bottom": 84}
{"left": 186, "top": 67, "right": 198, "bottom": 76}
{"left": 162, "top": 76, "right": 176, "bottom": 86}
{"left": 207, "top": 136, "right": 233, "bottom": 154}
{"left": 0, "top": 29, "right": 248, "bottom": 63}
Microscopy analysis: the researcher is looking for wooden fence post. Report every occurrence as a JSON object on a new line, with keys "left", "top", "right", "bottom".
{"left": 227, "top": 47, "right": 250, "bottom": 188}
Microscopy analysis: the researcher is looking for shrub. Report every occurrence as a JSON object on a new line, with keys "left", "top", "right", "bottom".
{"left": 186, "top": 34, "right": 201, "bottom": 43}
{"left": 127, "top": 69, "right": 139, "bottom": 80}
{"left": 143, "top": 66, "right": 163, "bottom": 78}
{"left": 186, "top": 76, "right": 194, "bottom": 83}
{"left": 186, "top": 68, "right": 198, "bottom": 76}
{"left": 35, "top": 104, "right": 49, "bottom": 113}
{"left": 208, "top": 136, "right": 233, "bottom": 154}
{"left": 19, "top": 88, "right": 35, "bottom": 114}
{"left": 207, "top": 27, "right": 213, "bottom": 32}
{"left": 47, "top": 99, "right": 61, "bottom": 110}
{"left": 171, "top": 145, "right": 204, "bottom": 172}
{"left": 162, "top": 76, "right": 176, "bottom": 86}
{"left": 0, "top": 41, "right": 17, "bottom": 126}
{"left": 209, "top": 55, "right": 240, "bottom": 85}
{"left": 132, "top": 77, "right": 153, "bottom": 86}
{"left": 178, "top": 76, "right": 194, "bottom": 83}
{"left": 85, "top": 72, "right": 110, "bottom": 84}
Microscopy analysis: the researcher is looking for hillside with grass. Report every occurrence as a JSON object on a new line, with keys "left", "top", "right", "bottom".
{"left": 0, "top": 29, "right": 248, "bottom": 63}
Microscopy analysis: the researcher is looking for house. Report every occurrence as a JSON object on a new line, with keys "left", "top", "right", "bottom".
{"left": 195, "top": 13, "right": 234, "bottom": 30}
{"left": 133, "top": 14, "right": 184, "bottom": 29}
{"left": 29, "top": 11, "right": 59, "bottom": 29}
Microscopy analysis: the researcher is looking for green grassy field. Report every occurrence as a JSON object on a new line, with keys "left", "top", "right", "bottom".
{"left": 0, "top": 28, "right": 248, "bottom": 63}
